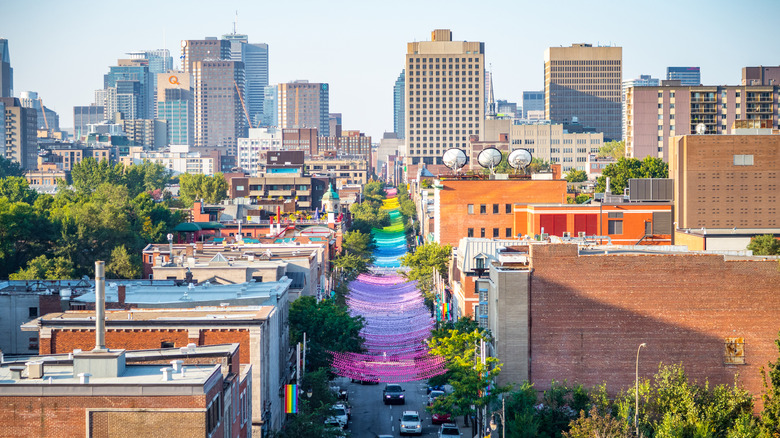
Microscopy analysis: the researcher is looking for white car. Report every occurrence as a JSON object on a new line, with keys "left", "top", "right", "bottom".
{"left": 325, "top": 404, "right": 349, "bottom": 429}
{"left": 399, "top": 410, "right": 422, "bottom": 435}
{"left": 438, "top": 423, "right": 461, "bottom": 437}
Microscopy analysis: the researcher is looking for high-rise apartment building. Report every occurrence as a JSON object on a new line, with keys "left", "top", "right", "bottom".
{"left": 0, "top": 39, "right": 12, "bottom": 98}
{"left": 237, "top": 127, "right": 283, "bottom": 175}
{"left": 625, "top": 84, "right": 780, "bottom": 160}
{"left": 182, "top": 39, "right": 246, "bottom": 154}
{"left": 103, "top": 61, "right": 153, "bottom": 120}
{"left": 278, "top": 81, "right": 329, "bottom": 137}
{"left": 544, "top": 44, "right": 622, "bottom": 141}
{"left": 742, "top": 66, "right": 780, "bottom": 86}
{"left": 405, "top": 29, "right": 484, "bottom": 165}
{"left": 394, "top": 70, "right": 405, "bottom": 139}
{"left": 622, "top": 75, "right": 660, "bottom": 140}
{"left": 1, "top": 97, "right": 38, "bottom": 170}
{"left": 666, "top": 67, "right": 701, "bottom": 86}
{"left": 157, "top": 72, "right": 194, "bottom": 146}
{"left": 522, "top": 91, "right": 544, "bottom": 119}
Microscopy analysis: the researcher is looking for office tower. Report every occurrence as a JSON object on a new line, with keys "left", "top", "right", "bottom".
{"left": 73, "top": 105, "right": 105, "bottom": 138}
{"left": 405, "top": 29, "right": 484, "bottom": 165}
{"left": 19, "top": 91, "right": 60, "bottom": 131}
{"left": 666, "top": 67, "right": 701, "bottom": 86}
{"left": 261, "top": 85, "right": 278, "bottom": 127}
{"left": 544, "top": 43, "right": 622, "bottom": 140}
{"left": 278, "top": 81, "right": 329, "bottom": 137}
{"left": 522, "top": 91, "right": 544, "bottom": 119}
{"left": 103, "top": 61, "right": 152, "bottom": 120}
{"left": 394, "top": 70, "right": 405, "bottom": 139}
{"left": 625, "top": 84, "right": 780, "bottom": 160}
{"left": 0, "top": 39, "right": 11, "bottom": 98}
{"left": 223, "top": 32, "right": 269, "bottom": 127}
{"left": 742, "top": 66, "right": 780, "bottom": 86}
{"left": 127, "top": 49, "right": 173, "bottom": 115}
{"left": 182, "top": 39, "right": 246, "bottom": 154}
{"left": 0, "top": 101, "right": 5, "bottom": 154}
{"left": 329, "top": 113, "right": 342, "bottom": 138}
{"left": 622, "top": 75, "right": 660, "bottom": 139}
{"left": 0, "top": 97, "right": 38, "bottom": 170}
{"left": 157, "top": 72, "right": 194, "bottom": 146}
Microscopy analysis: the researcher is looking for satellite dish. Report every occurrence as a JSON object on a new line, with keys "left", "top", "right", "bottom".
{"left": 695, "top": 123, "right": 706, "bottom": 135}
{"left": 442, "top": 148, "right": 467, "bottom": 173}
{"left": 477, "top": 147, "right": 503, "bottom": 173}
{"left": 508, "top": 149, "right": 533, "bottom": 170}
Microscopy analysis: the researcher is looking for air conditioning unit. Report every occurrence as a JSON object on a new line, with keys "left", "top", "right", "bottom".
{"left": 541, "top": 233, "right": 549, "bottom": 240}
{"left": 562, "top": 232, "right": 571, "bottom": 238}
{"left": 578, "top": 231, "right": 586, "bottom": 238}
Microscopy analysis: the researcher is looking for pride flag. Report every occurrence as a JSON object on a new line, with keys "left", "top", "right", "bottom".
{"left": 442, "top": 302, "right": 449, "bottom": 319}
{"left": 284, "top": 384, "right": 298, "bottom": 413}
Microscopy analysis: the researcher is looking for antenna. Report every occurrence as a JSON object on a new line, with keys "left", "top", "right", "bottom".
{"left": 507, "top": 149, "right": 533, "bottom": 175}
{"left": 477, "top": 147, "right": 503, "bottom": 175}
{"left": 442, "top": 148, "right": 467, "bottom": 174}
{"left": 234, "top": 10, "right": 238, "bottom": 34}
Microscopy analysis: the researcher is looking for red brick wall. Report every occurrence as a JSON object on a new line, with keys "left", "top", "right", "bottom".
{"left": 47, "top": 329, "right": 190, "bottom": 355}
{"left": 0, "top": 395, "right": 205, "bottom": 437}
{"left": 528, "top": 244, "right": 780, "bottom": 407}
{"left": 200, "top": 329, "right": 251, "bottom": 365}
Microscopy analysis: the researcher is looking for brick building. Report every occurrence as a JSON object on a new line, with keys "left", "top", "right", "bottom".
{"left": 0, "top": 343, "right": 250, "bottom": 437}
{"left": 480, "top": 242, "right": 780, "bottom": 406}
{"left": 24, "top": 306, "right": 286, "bottom": 435}
{"left": 433, "top": 176, "right": 567, "bottom": 247}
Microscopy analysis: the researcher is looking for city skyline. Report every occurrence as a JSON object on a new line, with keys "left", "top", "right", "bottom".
{"left": 2, "top": 0, "right": 777, "bottom": 141}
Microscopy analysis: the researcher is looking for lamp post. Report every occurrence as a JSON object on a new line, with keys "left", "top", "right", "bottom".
{"left": 489, "top": 397, "right": 505, "bottom": 437}
{"left": 635, "top": 343, "right": 647, "bottom": 436}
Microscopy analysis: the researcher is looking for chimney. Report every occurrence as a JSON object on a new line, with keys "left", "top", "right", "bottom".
{"left": 185, "top": 245, "right": 194, "bottom": 258}
{"left": 605, "top": 177, "right": 612, "bottom": 195}
{"left": 153, "top": 248, "right": 160, "bottom": 266}
{"left": 117, "top": 285, "right": 126, "bottom": 305}
{"left": 196, "top": 242, "right": 203, "bottom": 253}
{"left": 94, "top": 261, "right": 107, "bottom": 352}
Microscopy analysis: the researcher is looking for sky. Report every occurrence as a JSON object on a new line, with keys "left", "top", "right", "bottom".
{"left": 2, "top": 0, "right": 778, "bottom": 141}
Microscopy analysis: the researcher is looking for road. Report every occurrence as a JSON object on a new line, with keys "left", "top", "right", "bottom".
{"left": 336, "top": 377, "right": 471, "bottom": 438}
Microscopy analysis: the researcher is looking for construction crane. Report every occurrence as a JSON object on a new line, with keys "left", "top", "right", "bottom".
{"left": 234, "top": 81, "right": 253, "bottom": 129}
{"left": 38, "top": 98, "right": 49, "bottom": 130}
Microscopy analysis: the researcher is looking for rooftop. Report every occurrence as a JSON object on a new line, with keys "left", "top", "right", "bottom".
{"left": 35, "top": 306, "right": 274, "bottom": 323}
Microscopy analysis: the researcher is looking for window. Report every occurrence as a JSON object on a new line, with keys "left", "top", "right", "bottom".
{"left": 734, "top": 155, "right": 754, "bottom": 166}
{"left": 480, "top": 204, "right": 487, "bottom": 214}
{"left": 505, "top": 228, "right": 512, "bottom": 238}
{"left": 493, "top": 204, "right": 499, "bottom": 214}
{"left": 480, "top": 228, "right": 486, "bottom": 238}
{"left": 724, "top": 337, "right": 745, "bottom": 365}
{"left": 493, "top": 228, "right": 499, "bottom": 238}
{"left": 161, "top": 341, "right": 174, "bottom": 348}
{"left": 468, "top": 228, "right": 474, "bottom": 237}
{"left": 467, "top": 204, "right": 474, "bottom": 214}
{"left": 505, "top": 204, "right": 511, "bottom": 214}
{"left": 608, "top": 220, "right": 623, "bottom": 235}
{"left": 29, "top": 307, "right": 38, "bottom": 318}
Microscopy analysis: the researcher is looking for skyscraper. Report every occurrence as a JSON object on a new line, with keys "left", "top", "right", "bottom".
{"left": 393, "top": 70, "right": 405, "bottom": 139}
{"left": 19, "top": 91, "right": 60, "bottom": 131}
{"left": 103, "top": 61, "right": 152, "bottom": 120}
{"left": 0, "top": 39, "right": 12, "bottom": 98}
{"left": 128, "top": 49, "right": 173, "bottom": 115}
{"left": 522, "top": 91, "right": 544, "bottom": 118}
{"left": 261, "top": 85, "right": 278, "bottom": 128}
{"left": 666, "top": 67, "right": 701, "bottom": 86}
{"left": 222, "top": 32, "right": 269, "bottom": 127}
{"left": 405, "top": 29, "right": 484, "bottom": 165}
{"left": 544, "top": 43, "right": 622, "bottom": 140}
{"left": 277, "top": 81, "right": 329, "bottom": 137}
{"left": 157, "top": 72, "right": 194, "bottom": 146}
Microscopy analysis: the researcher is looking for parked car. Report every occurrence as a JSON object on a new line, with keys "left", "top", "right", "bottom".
{"left": 399, "top": 410, "right": 422, "bottom": 435}
{"left": 351, "top": 373, "right": 380, "bottom": 384}
{"left": 331, "top": 385, "right": 348, "bottom": 400}
{"left": 431, "top": 412, "right": 452, "bottom": 425}
{"left": 428, "top": 390, "right": 445, "bottom": 406}
{"left": 382, "top": 383, "right": 405, "bottom": 404}
{"left": 427, "top": 384, "right": 445, "bottom": 394}
{"left": 324, "top": 404, "right": 349, "bottom": 429}
{"left": 438, "top": 423, "right": 461, "bottom": 437}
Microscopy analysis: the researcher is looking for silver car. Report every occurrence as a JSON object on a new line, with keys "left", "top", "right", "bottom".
{"left": 399, "top": 410, "right": 422, "bottom": 435}
{"left": 438, "top": 423, "right": 461, "bottom": 437}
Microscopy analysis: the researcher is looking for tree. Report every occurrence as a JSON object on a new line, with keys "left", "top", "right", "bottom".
{"left": 341, "top": 230, "right": 374, "bottom": 259}
{"left": 349, "top": 202, "right": 390, "bottom": 235}
{"left": 268, "top": 368, "right": 345, "bottom": 438}
{"left": 0, "top": 156, "right": 24, "bottom": 179}
{"left": 747, "top": 235, "right": 780, "bottom": 256}
{"left": 761, "top": 331, "right": 780, "bottom": 435}
{"left": 178, "top": 173, "right": 228, "bottom": 207}
{"left": 288, "top": 296, "right": 364, "bottom": 373}
{"left": 107, "top": 245, "right": 140, "bottom": 279}
{"left": 565, "top": 406, "right": 631, "bottom": 438}
{"left": 0, "top": 176, "right": 38, "bottom": 203}
{"left": 598, "top": 140, "right": 626, "bottom": 160}
{"left": 122, "top": 160, "right": 171, "bottom": 197}
{"left": 332, "top": 252, "right": 371, "bottom": 282}
{"left": 564, "top": 169, "right": 588, "bottom": 183}
{"left": 363, "top": 180, "right": 386, "bottom": 206}
{"left": 529, "top": 157, "right": 552, "bottom": 174}
{"left": 400, "top": 242, "right": 451, "bottom": 306}
{"left": 70, "top": 157, "right": 125, "bottom": 194}
{"left": 10, "top": 255, "right": 75, "bottom": 280}
{"left": 0, "top": 198, "right": 55, "bottom": 278}
{"left": 595, "top": 156, "right": 669, "bottom": 194}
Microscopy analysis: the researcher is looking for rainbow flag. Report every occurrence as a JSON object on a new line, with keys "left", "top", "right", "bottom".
{"left": 442, "top": 302, "right": 449, "bottom": 319}
{"left": 284, "top": 384, "right": 298, "bottom": 413}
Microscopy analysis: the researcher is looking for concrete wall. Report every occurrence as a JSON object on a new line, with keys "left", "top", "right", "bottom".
{"left": 0, "top": 293, "right": 40, "bottom": 355}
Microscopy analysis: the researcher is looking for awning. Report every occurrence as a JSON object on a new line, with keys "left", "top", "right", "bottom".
{"left": 195, "top": 222, "right": 225, "bottom": 230}
{"left": 174, "top": 222, "right": 202, "bottom": 232}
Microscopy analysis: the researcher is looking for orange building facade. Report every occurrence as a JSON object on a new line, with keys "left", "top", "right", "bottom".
{"left": 513, "top": 202, "right": 674, "bottom": 245}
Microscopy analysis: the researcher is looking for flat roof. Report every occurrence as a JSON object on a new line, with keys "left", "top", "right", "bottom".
{"left": 37, "top": 306, "right": 273, "bottom": 323}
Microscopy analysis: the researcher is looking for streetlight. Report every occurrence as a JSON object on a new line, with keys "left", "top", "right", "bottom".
{"left": 635, "top": 343, "right": 647, "bottom": 436}
{"left": 489, "top": 397, "right": 505, "bottom": 437}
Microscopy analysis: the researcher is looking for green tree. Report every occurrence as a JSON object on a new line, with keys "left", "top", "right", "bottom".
{"left": 70, "top": 157, "right": 125, "bottom": 194}
{"left": 0, "top": 198, "right": 55, "bottom": 278}
{"left": 564, "top": 169, "right": 588, "bottom": 183}
{"left": 598, "top": 140, "right": 626, "bottom": 160}
{"left": 565, "top": 406, "right": 631, "bottom": 438}
{"left": 10, "top": 255, "right": 75, "bottom": 280}
{"left": 363, "top": 180, "right": 387, "bottom": 207}
{"left": 178, "top": 173, "right": 229, "bottom": 207}
{"left": 107, "top": 245, "right": 140, "bottom": 279}
{"left": 0, "top": 156, "right": 24, "bottom": 179}
{"left": 349, "top": 202, "right": 390, "bottom": 235}
{"left": 122, "top": 160, "right": 171, "bottom": 197}
{"left": 761, "top": 331, "right": 780, "bottom": 435}
{"left": 595, "top": 156, "right": 669, "bottom": 194}
{"left": 288, "top": 296, "right": 364, "bottom": 373}
{"left": 332, "top": 252, "right": 371, "bottom": 282}
{"left": 268, "top": 368, "right": 345, "bottom": 438}
{"left": 400, "top": 242, "right": 451, "bottom": 306}
{"left": 529, "top": 157, "right": 552, "bottom": 174}
{"left": 747, "top": 235, "right": 780, "bottom": 256}
{"left": 0, "top": 176, "right": 38, "bottom": 203}
{"left": 341, "top": 230, "right": 374, "bottom": 259}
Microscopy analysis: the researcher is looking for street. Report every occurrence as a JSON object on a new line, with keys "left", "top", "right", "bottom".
{"left": 336, "top": 377, "right": 472, "bottom": 438}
